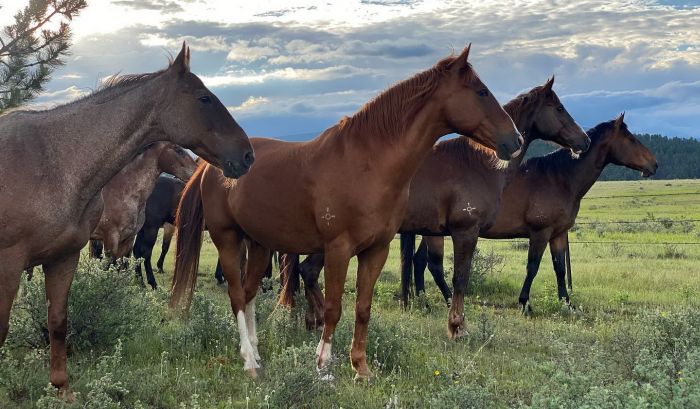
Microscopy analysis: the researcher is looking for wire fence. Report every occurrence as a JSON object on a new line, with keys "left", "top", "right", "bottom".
{"left": 585, "top": 191, "right": 700, "bottom": 199}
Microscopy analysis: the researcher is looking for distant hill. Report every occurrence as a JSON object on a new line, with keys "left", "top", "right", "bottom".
{"left": 525, "top": 134, "right": 700, "bottom": 180}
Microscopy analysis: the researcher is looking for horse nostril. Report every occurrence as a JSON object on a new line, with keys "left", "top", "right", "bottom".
{"left": 243, "top": 150, "right": 255, "bottom": 168}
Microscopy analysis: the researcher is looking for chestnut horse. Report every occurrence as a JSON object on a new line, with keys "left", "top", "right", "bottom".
{"left": 414, "top": 114, "right": 657, "bottom": 312}
{"left": 0, "top": 43, "right": 253, "bottom": 398}
{"left": 171, "top": 46, "right": 522, "bottom": 379}
{"left": 90, "top": 143, "right": 196, "bottom": 264}
{"left": 280, "top": 78, "right": 590, "bottom": 336}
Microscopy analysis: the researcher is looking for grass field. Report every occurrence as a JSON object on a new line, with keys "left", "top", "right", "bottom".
{"left": 2, "top": 179, "right": 700, "bottom": 408}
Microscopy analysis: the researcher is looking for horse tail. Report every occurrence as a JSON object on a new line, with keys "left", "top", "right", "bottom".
{"left": 279, "top": 253, "right": 301, "bottom": 307}
{"left": 170, "top": 162, "right": 207, "bottom": 311}
{"left": 400, "top": 233, "right": 416, "bottom": 306}
{"left": 565, "top": 232, "right": 572, "bottom": 291}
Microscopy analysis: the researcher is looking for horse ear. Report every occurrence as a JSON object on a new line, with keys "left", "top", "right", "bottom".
{"left": 450, "top": 43, "right": 471, "bottom": 71}
{"left": 543, "top": 76, "right": 555, "bottom": 94}
{"left": 614, "top": 112, "right": 625, "bottom": 128}
{"left": 171, "top": 41, "right": 191, "bottom": 75}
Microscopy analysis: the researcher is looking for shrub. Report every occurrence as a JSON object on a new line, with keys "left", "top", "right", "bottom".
{"left": 161, "top": 291, "right": 237, "bottom": 355}
{"left": 8, "top": 258, "right": 160, "bottom": 352}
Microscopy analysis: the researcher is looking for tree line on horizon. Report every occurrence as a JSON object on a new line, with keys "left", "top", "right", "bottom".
{"left": 526, "top": 134, "right": 700, "bottom": 181}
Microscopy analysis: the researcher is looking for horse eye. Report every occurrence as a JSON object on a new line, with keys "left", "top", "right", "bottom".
{"left": 477, "top": 89, "right": 489, "bottom": 97}
{"left": 556, "top": 105, "right": 564, "bottom": 112}
{"left": 198, "top": 95, "right": 212, "bottom": 104}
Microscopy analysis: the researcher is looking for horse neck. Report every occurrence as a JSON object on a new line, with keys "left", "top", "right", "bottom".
{"left": 46, "top": 76, "right": 167, "bottom": 204}
{"left": 116, "top": 146, "right": 164, "bottom": 186}
{"left": 503, "top": 100, "right": 539, "bottom": 179}
{"left": 329, "top": 98, "right": 450, "bottom": 188}
{"left": 560, "top": 140, "right": 610, "bottom": 200}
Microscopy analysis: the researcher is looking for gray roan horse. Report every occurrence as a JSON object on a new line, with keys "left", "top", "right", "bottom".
{"left": 0, "top": 43, "right": 253, "bottom": 399}
{"left": 89, "top": 142, "right": 197, "bottom": 263}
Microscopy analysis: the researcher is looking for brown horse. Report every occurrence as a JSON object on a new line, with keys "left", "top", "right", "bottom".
{"left": 279, "top": 78, "right": 590, "bottom": 336}
{"left": 476, "top": 113, "right": 657, "bottom": 312}
{"left": 90, "top": 142, "right": 197, "bottom": 263}
{"left": 171, "top": 46, "right": 523, "bottom": 379}
{"left": 0, "top": 43, "right": 253, "bottom": 398}
{"left": 415, "top": 114, "right": 657, "bottom": 312}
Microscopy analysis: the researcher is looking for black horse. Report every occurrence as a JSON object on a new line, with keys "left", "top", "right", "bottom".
{"left": 133, "top": 175, "right": 185, "bottom": 289}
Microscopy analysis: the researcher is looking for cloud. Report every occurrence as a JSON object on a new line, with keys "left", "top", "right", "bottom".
{"left": 200, "top": 65, "right": 373, "bottom": 87}
{"left": 21, "top": 0, "right": 700, "bottom": 139}
{"left": 112, "top": 0, "right": 184, "bottom": 13}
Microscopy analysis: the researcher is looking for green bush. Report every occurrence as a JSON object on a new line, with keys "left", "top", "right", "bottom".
{"left": 8, "top": 258, "right": 160, "bottom": 352}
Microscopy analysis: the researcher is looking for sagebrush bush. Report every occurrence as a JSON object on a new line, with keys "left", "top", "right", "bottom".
{"left": 8, "top": 258, "right": 160, "bottom": 352}
{"left": 161, "top": 291, "right": 237, "bottom": 355}
{"left": 256, "top": 342, "right": 332, "bottom": 408}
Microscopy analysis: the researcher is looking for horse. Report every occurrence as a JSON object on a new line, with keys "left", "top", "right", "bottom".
{"left": 472, "top": 113, "right": 657, "bottom": 312}
{"left": 279, "top": 78, "right": 591, "bottom": 337}
{"left": 89, "top": 143, "right": 197, "bottom": 264}
{"left": 171, "top": 46, "right": 523, "bottom": 380}
{"left": 0, "top": 43, "right": 253, "bottom": 398}
{"left": 131, "top": 176, "right": 186, "bottom": 289}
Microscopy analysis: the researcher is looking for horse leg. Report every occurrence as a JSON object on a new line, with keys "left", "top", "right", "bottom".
{"left": 300, "top": 253, "right": 325, "bottom": 330}
{"left": 134, "top": 227, "right": 158, "bottom": 289}
{"left": 242, "top": 241, "right": 271, "bottom": 362}
{"left": 351, "top": 243, "right": 390, "bottom": 381}
{"left": 412, "top": 236, "right": 428, "bottom": 296}
{"left": 102, "top": 232, "right": 119, "bottom": 267}
{"left": 399, "top": 233, "right": 415, "bottom": 307}
{"left": 43, "top": 252, "right": 80, "bottom": 401}
{"left": 214, "top": 259, "right": 224, "bottom": 284}
{"left": 0, "top": 259, "right": 23, "bottom": 347}
{"left": 316, "top": 241, "right": 352, "bottom": 375}
{"left": 89, "top": 240, "right": 103, "bottom": 259}
{"left": 210, "top": 228, "right": 259, "bottom": 376}
{"left": 448, "top": 227, "right": 478, "bottom": 339}
{"left": 425, "top": 236, "right": 452, "bottom": 305}
{"left": 143, "top": 241, "right": 158, "bottom": 290}
{"left": 157, "top": 223, "right": 175, "bottom": 274}
{"left": 518, "top": 231, "right": 550, "bottom": 314}
{"left": 549, "top": 231, "right": 572, "bottom": 308}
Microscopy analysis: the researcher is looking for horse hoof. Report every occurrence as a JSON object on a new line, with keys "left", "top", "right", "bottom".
{"left": 58, "top": 388, "right": 76, "bottom": 403}
{"left": 520, "top": 301, "right": 533, "bottom": 317}
{"left": 245, "top": 368, "right": 258, "bottom": 379}
{"left": 353, "top": 371, "right": 374, "bottom": 384}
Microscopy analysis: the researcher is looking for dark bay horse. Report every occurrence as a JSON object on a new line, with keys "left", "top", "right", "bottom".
{"left": 171, "top": 46, "right": 523, "bottom": 379}
{"left": 132, "top": 176, "right": 186, "bottom": 289}
{"left": 280, "top": 78, "right": 590, "bottom": 337}
{"left": 0, "top": 43, "right": 253, "bottom": 398}
{"left": 90, "top": 143, "right": 196, "bottom": 262}
{"left": 475, "top": 114, "right": 657, "bottom": 312}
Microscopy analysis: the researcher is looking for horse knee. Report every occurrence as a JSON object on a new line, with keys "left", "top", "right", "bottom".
{"left": 324, "top": 302, "right": 342, "bottom": 325}
{"left": 355, "top": 306, "right": 371, "bottom": 325}
{"left": 47, "top": 312, "right": 67, "bottom": 339}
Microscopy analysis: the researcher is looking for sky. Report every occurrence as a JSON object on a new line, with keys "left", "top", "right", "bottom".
{"left": 2, "top": 0, "right": 699, "bottom": 139}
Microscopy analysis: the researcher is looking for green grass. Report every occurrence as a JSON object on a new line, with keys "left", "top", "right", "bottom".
{"left": 2, "top": 179, "right": 700, "bottom": 408}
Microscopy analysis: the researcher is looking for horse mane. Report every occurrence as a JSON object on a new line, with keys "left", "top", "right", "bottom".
{"left": 502, "top": 85, "right": 546, "bottom": 128}
{"left": 522, "top": 119, "right": 619, "bottom": 173}
{"left": 433, "top": 136, "right": 506, "bottom": 170}
{"left": 2, "top": 64, "right": 171, "bottom": 116}
{"left": 331, "top": 54, "right": 470, "bottom": 142}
